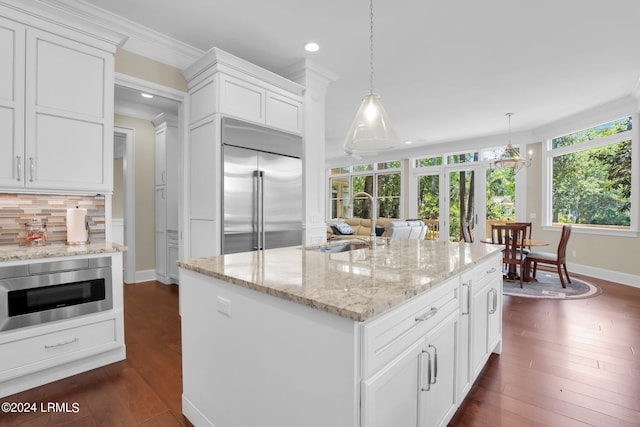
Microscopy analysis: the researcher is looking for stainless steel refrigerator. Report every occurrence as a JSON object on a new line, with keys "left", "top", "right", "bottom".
{"left": 221, "top": 118, "right": 303, "bottom": 254}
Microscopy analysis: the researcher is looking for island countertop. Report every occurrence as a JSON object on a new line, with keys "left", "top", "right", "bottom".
{"left": 0, "top": 241, "right": 127, "bottom": 263}
{"left": 177, "top": 239, "right": 503, "bottom": 322}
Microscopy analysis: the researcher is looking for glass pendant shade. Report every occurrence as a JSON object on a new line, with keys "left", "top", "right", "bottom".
{"left": 343, "top": 93, "right": 399, "bottom": 155}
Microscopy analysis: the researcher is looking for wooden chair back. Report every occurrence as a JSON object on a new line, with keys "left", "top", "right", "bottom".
{"left": 557, "top": 224, "right": 572, "bottom": 262}
{"left": 491, "top": 223, "right": 527, "bottom": 265}
{"left": 508, "top": 221, "right": 532, "bottom": 248}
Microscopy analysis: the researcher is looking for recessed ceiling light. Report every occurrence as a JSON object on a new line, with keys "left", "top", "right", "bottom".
{"left": 141, "top": 93, "right": 154, "bottom": 99}
{"left": 405, "top": 141, "right": 413, "bottom": 145}
{"left": 304, "top": 42, "right": 320, "bottom": 52}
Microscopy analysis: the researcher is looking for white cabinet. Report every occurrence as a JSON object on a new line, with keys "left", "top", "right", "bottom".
{"left": 0, "top": 252, "right": 125, "bottom": 398}
{"left": 361, "top": 277, "right": 460, "bottom": 427}
{"left": 458, "top": 255, "right": 502, "bottom": 404}
{"left": 167, "top": 231, "right": 179, "bottom": 283}
{"left": 422, "top": 312, "right": 459, "bottom": 427}
{"left": 361, "top": 339, "right": 423, "bottom": 427}
{"left": 0, "top": 16, "right": 25, "bottom": 187}
{"left": 153, "top": 114, "right": 179, "bottom": 284}
{"left": 0, "top": 19, "right": 114, "bottom": 193}
{"left": 218, "top": 72, "right": 302, "bottom": 134}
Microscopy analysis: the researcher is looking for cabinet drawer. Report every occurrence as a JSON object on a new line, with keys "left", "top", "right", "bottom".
{"left": 0, "top": 318, "right": 119, "bottom": 381}
{"left": 474, "top": 255, "right": 502, "bottom": 289}
{"left": 362, "top": 277, "right": 459, "bottom": 378}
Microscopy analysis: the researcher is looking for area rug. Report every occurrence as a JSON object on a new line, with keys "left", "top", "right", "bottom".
{"left": 502, "top": 271, "right": 602, "bottom": 300}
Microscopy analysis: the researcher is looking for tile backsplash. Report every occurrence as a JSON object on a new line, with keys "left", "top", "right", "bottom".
{"left": 0, "top": 194, "right": 105, "bottom": 246}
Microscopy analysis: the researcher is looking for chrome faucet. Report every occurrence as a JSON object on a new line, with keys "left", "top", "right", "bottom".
{"left": 346, "top": 191, "right": 377, "bottom": 248}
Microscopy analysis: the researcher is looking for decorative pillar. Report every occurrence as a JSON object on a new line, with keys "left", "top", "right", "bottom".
{"left": 283, "top": 60, "right": 338, "bottom": 245}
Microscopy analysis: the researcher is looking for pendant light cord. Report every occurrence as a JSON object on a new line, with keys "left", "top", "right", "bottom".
{"left": 369, "top": 0, "right": 374, "bottom": 95}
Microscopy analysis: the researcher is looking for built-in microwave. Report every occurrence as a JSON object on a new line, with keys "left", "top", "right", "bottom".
{"left": 0, "top": 257, "right": 112, "bottom": 332}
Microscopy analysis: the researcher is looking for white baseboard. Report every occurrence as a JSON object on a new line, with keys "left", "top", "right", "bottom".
{"left": 182, "top": 395, "right": 215, "bottom": 427}
{"left": 567, "top": 262, "right": 640, "bottom": 288}
{"left": 134, "top": 269, "right": 157, "bottom": 283}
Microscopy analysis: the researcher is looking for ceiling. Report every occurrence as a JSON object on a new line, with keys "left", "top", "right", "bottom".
{"left": 85, "top": 0, "right": 640, "bottom": 162}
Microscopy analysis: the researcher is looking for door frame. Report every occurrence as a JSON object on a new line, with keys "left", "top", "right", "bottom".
{"left": 443, "top": 164, "right": 487, "bottom": 242}
{"left": 114, "top": 125, "right": 136, "bottom": 284}
{"left": 114, "top": 73, "right": 187, "bottom": 283}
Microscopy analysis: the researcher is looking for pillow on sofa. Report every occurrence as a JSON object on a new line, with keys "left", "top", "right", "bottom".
{"left": 333, "top": 222, "right": 355, "bottom": 235}
{"left": 375, "top": 226, "right": 385, "bottom": 236}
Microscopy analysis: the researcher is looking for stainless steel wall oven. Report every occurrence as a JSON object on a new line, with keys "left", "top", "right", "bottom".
{"left": 0, "top": 257, "right": 112, "bottom": 332}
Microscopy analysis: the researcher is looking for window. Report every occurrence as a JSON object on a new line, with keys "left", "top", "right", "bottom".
{"left": 328, "top": 162, "right": 402, "bottom": 219}
{"left": 546, "top": 116, "right": 633, "bottom": 232}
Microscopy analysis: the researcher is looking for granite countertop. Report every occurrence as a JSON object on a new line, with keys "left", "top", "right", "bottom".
{"left": 0, "top": 241, "right": 127, "bottom": 263}
{"left": 177, "top": 239, "right": 503, "bottom": 322}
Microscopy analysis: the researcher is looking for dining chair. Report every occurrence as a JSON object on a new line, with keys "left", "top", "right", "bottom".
{"left": 461, "top": 221, "right": 473, "bottom": 242}
{"left": 526, "top": 224, "right": 572, "bottom": 288}
{"left": 508, "top": 221, "right": 532, "bottom": 253}
{"left": 491, "top": 223, "right": 527, "bottom": 287}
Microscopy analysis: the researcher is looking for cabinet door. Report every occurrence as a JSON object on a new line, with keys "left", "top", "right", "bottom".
{"left": 24, "top": 28, "right": 112, "bottom": 192}
{"left": 486, "top": 275, "right": 502, "bottom": 354}
{"left": 219, "top": 74, "right": 266, "bottom": 124}
{"left": 266, "top": 92, "right": 302, "bottom": 134}
{"left": 0, "top": 17, "right": 25, "bottom": 187}
{"left": 471, "top": 283, "right": 491, "bottom": 380}
{"left": 422, "top": 312, "right": 458, "bottom": 427}
{"left": 457, "top": 276, "right": 472, "bottom": 403}
{"left": 167, "top": 243, "right": 179, "bottom": 283}
{"left": 362, "top": 339, "right": 423, "bottom": 427}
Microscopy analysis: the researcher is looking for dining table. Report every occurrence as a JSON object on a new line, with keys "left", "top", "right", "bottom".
{"left": 479, "top": 238, "right": 549, "bottom": 281}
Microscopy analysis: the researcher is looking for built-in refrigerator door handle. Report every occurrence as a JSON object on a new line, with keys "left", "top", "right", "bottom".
{"left": 253, "top": 170, "right": 261, "bottom": 250}
{"left": 260, "top": 170, "right": 265, "bottom": 250}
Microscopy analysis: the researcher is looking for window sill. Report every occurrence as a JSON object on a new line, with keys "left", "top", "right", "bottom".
{"left": 542, "top": 225, "right": 638, "bottom": 238}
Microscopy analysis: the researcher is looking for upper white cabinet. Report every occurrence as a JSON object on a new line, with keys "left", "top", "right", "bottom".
{"left": 0, "top": 5, "right": 122, "bottom": 194}
{"left": 0, "top": 16, "right": 25, "bottom": 187}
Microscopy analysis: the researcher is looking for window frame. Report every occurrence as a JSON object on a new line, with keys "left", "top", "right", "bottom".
{"left": 541, "top": 116, "right": 638, "bottom": 237}
{"left": 327, "top": 162, "right": 403, "bottom": 220}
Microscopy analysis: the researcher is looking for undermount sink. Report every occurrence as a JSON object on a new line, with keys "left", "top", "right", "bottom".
{"left": 307, "top": 243, "right": 369, "bottom": 253}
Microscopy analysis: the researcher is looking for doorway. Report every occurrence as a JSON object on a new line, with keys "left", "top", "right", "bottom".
{"left": 113, "top": 74, "right": 185, "bottom": 284}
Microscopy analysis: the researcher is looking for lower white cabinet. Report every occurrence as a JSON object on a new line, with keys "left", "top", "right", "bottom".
{"left": 361, "top": 339, "right": 423, "bottom": 427}
{"left": 0, "top": 252, "right": 125, "bottom": 398}
{"left": 458, "top": 254, "right": 503, "bottom": 401}
{"left": 362, "top": 311, "right": 459, "bottom": 427}
{"left": 361, "top": 277, "right": 460, "bottom": 427}
{"left": 422, "top": 312, "right": 459, "bottom": 427}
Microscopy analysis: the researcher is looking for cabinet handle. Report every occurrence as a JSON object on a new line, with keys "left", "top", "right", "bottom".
{"left": 429, "top": 344, "right": 438, "bottom": 384}
{"left": 415, "top": 307, "right": 438, "bottom": 322}
{"left": 29, "top": 157, "right": 35, "bottom": 182}
{"left": 461, "top": 282, "right": 470, "bottom": 315}
{"left": 16, "top": 156, "right": 21, "bottom": 181}
{"left": 162, "top": 171, "right": 166, "bottom": 183}
{"left": 421, "top": 349, "right": 431, "bottom": 392}
{"left": 489, "top": 288, "right": 498, "bottom": 314}
{"left": 44, "top": 337, "right": 79, "bottom": 349}
{"left": 487, "top": 267, "right": 497, "bottom": 274}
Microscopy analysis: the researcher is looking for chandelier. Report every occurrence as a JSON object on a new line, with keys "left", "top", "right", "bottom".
{"left": 492, "top": 113, "right": 531, "bottom": 173}
{"left": 343, "top": 0, "right": 399, "bottom": 156}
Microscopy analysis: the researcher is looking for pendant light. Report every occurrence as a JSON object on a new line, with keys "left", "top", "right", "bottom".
{"left": 343, "top": 0, "right": 399, "bottom": 156}
{"left": 492, "top": 113, "right": 531, "bottom": 173}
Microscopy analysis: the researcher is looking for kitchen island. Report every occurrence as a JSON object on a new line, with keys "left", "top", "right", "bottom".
{"left": 178, "top": 239, "right": 503, "bottom": 427}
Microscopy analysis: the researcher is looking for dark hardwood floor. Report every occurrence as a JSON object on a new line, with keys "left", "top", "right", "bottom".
{"left": 1, "top": 272, "right": 639, "bottom": 426}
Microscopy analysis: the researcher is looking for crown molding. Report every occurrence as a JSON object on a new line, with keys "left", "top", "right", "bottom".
{"left": 183, "top": 47, "right": 304, "bottom": 96}
{"left": 45, "top": 0, "right": 203, "bottom": 70}
{"left": 0, "top": 0, "right": 127, "bottom": 51}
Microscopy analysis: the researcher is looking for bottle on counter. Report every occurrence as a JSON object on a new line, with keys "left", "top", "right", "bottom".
{"left": 25, "top": 217, "right": 47, "bottom": 246}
